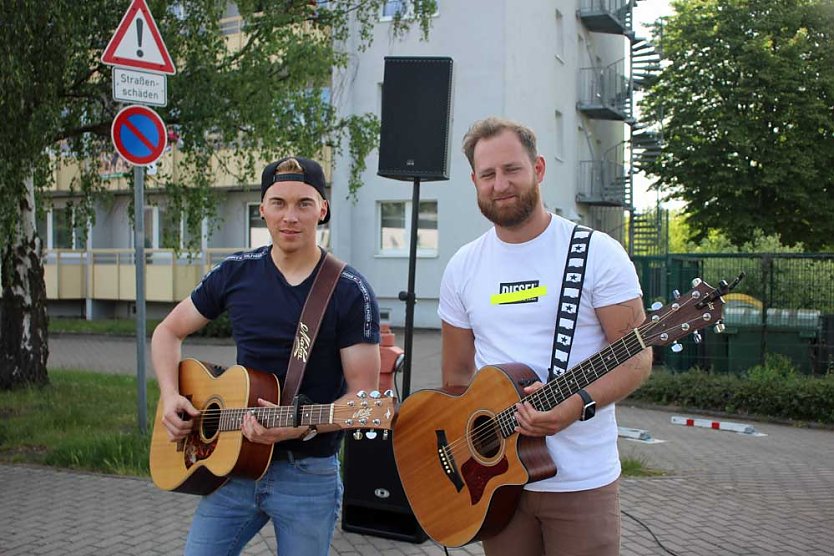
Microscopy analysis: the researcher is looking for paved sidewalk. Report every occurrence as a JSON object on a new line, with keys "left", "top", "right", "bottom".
{"left": 1, "top": 331, "right": 833, "bottom": 555}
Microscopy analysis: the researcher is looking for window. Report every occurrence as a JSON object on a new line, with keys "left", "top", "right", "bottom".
{"left": 52, "top": 207, "right": 83, "bottom": 249}
{"left": 554, "top": 110, "right": 565, "bottom": 161}
{"left": 159, "top": 207, "right": 198, "bottom": 250}
{"left": 380, "top": 0, "right": 438, "bottom": 20}
{"left": 378, "top": 200, "right": 438, "bottom": 256}
{"left": 554, "top": 9, "right": 565, "bottom": 63}
{"left": 248, "top": 203, "right": 270, "bottom": 248}
{"left": 128, "top": 206, "right": 169, "bottom": 249}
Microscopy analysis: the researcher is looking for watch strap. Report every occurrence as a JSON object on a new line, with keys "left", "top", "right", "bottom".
{"left": 577, "top": 389, "right": 595, "bottom": 421}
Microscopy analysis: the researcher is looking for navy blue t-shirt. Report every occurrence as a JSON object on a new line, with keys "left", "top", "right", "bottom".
{"left": 191, "top": 246, "right": 380, "bottom": 457}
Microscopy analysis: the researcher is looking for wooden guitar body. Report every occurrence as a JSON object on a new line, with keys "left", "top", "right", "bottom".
{"left": 393, "top": 363, "right": 556, "bottom": 547}
{"left": 392, "top": 277, "right": 736, "bottom": 547}
{"left": 149, "top": 359, "right": 279, "bottom": 495}
{"left": 150, "top": 358, "right": 397, "bottom": 495}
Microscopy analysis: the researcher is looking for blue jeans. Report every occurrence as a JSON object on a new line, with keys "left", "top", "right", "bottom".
{"left": 184, "top": 453, "right": 342, "bottom": 556}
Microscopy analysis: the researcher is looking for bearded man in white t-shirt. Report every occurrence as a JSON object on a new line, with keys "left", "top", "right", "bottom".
{"left": 438, "top": 117, "right": 653, "bottom": 556}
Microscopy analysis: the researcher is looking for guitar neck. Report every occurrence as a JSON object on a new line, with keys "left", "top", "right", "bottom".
{"left": 215, "top": 404, "right": 334, "bottom": 432}
{"left": 497, "top": 328, "right": 646, "bottom": 437}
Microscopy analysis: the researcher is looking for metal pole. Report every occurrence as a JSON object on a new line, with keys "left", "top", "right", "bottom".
{"left": 398, "top": 177, "right": 421, "bottom": 400}
{"left": 134, "top": 165, "right": 147, "bottom": 433}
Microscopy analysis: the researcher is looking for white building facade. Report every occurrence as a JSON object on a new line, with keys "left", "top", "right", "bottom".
{"left": 330, "top": 0, "right": 643, "bottom": 328}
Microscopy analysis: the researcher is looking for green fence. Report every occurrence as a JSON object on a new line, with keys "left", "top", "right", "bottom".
{"left": 632, "top": 253, "right": 834, "bottom": 375}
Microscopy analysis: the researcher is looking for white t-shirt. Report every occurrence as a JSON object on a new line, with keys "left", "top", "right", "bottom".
{"left": 438, "top": 214, "right": 642, "bottom": 492}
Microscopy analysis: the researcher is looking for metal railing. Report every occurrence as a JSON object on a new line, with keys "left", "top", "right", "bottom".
{"left": 633, "top": 253, "right": 834, "bottom": 375}
{"left": 577, "top": 62, "right": 629, "bottom": 120}
{"left": 576, "top": 160, "right": 628, "bottom": 206}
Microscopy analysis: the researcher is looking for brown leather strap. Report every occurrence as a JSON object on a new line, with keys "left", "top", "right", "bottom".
{"left": 281, "top": 252, "right": 347, "bottom": 406}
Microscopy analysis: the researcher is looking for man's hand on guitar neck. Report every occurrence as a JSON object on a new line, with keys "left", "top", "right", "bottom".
{"left": 513, "top": 381, "right": 584, "bottom": 437}
{"left": 241, "top": 398, "right": 312, "bottom": 445}
{"left": 161, "top": 393, "right": 201, "bottom": 442}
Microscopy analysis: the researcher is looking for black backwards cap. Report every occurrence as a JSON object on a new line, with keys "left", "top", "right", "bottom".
{"left": 260, "top": 156, "right": 330, "bottom": 224}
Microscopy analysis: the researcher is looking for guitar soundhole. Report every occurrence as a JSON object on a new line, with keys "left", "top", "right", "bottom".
{"left": 471, "top": 414, "right": 501, "bottom": 459}
{"left": 201, "top": 400, "right": 221, "bottom": 441}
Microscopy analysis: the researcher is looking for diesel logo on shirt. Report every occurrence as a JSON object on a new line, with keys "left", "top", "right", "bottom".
{"left": 492, "top": 280, "right": 544, "bottom": 305}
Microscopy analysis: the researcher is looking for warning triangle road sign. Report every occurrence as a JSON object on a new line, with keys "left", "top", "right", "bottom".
{"left": 102, "top": 0, "right": 176, "bottom": 75}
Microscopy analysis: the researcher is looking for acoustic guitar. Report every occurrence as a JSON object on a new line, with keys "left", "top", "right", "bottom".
{"left": 393, "top": 276, "right": 742, "bottom": 547}
{"left": 150, "top": 358, "right": 396, "bottom": 495}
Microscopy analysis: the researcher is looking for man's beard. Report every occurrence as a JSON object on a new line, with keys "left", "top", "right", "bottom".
{"left": 477, "top": 181, "right": 540, "bottom": 228}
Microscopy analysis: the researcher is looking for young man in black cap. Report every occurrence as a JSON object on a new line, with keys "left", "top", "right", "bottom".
{"left": 151, "top": 156, "right": 381, "bottom": 555}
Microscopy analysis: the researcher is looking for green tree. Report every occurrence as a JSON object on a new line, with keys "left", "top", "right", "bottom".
{"left": 0, "top": 0, "right": 435, "bottom": 389}
{"left": 641, "top": 0, "right": 834, "bottom": 250}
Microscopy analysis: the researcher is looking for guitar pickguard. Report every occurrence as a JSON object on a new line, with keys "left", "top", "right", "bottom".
{"left": 182, "top": 432, "right": 217, "bottom": 470}
{"left": 460, "top": 455, "right": 509, "bottom": 505}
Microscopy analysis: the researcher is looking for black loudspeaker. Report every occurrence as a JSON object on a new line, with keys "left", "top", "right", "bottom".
{"left": 378, "top": 56, "right": 453, "bottom": 181}
{"left": 341, "top": 433, "right": 427, "bottom": 543}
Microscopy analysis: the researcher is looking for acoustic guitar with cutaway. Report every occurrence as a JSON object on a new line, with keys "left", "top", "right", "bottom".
{"left": 393, "top": 276, "right": 742, "bottom": 547}
{"left": 150, "top": 358, "right": 396, "bottom": 494}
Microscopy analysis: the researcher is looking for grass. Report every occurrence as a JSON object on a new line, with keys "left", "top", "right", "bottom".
{"left": 0, "top": 369, "right": 661, "bottom": 478}
{"left": 0, "top": 369, "right": 158, "bottom": 476}
{"left": 48, "top": 317, "right": 162, "bottom": 336}
{"left": 621, "top": 456, "right": 665, "bottom": 477}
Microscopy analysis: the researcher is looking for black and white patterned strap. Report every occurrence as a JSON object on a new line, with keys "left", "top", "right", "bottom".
{"left": 547, "top": 225, "right": 593, "bottom": 382}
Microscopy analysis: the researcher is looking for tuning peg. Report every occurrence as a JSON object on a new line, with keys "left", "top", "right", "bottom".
{"left": 353, "top": 431, "right": 363, "bottom": 440}
{"left": 365, "top": 431, "right": 378, "bottom": 440}
{"left": 370, "top": 390, "right": 381, "bottom": 399}
{"left": 714, "top": 322, "right": 726, "bottom": 334}
{"left": 692, "top": 331, "right": 702, "bottom": 344}
{"left": 383, "top": 389, "right": 394, "bottom": 398}
{"left": 383, "top": 430, "right": 389, "bottom": 440}
{"left": 671, "top": 342, "right": 683, "bottom": 353}
{"left": 691, "top": 278, "right": 702, "bottom": 287}
{"left": 651, "top": 301, "right": 663, "bottom": 311}
{"left": 672, "top": 289, "right": 680, "bottom": 300}
{"left": 357, "top": 390, "right": 367, "bottom": 398}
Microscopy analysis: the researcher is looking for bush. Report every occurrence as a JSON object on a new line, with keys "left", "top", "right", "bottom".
{"left": 193, "top": 312, "right": 232, "bottom": 338}
{"left": 631, "top": 354, "right": 834, "bottom": 425}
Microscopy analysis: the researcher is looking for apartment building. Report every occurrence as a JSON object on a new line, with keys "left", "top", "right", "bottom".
{"left": 43, "top": 0, "right": 658, "bottom": 327}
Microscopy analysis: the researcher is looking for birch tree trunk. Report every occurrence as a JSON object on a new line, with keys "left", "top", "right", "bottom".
{"left": 1, "top": 176, "right": 49, "bottom": 389}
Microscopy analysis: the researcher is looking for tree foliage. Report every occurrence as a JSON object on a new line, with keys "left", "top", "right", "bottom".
{"left": 641, "top": 0, "right": 834, "bottom": 250}
{"left": 0, "top": 0, "right": 435, "bottom": 389}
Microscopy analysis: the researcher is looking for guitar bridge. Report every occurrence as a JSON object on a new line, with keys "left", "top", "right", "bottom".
{"left": 436, "top": 430, "right": 464, "bottom": 492}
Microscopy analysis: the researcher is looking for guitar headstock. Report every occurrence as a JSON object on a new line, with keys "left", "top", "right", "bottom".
{"left": 640, "top": 273, "right": 745, "bottom": 351}
{"left": 334, "top": 390, "right": 397, "bottom": 438}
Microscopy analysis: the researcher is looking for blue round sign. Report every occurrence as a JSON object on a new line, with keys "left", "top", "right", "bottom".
{"left": 111, "top": 105, "right": 167, "bottom": 166}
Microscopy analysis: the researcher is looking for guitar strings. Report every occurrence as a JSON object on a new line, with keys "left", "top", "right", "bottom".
{"left": 193, "top": 402, "right": 388, "bottom": 432}
{"left": 437, "top": 292, "right": 713, "bottom": 466}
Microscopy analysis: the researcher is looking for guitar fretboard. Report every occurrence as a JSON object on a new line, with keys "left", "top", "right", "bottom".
{"left": 212, "top": 404, "right": 335, "bottom": 432}
{"left": 495, "top": 328, "right": 646, "bottom": 437}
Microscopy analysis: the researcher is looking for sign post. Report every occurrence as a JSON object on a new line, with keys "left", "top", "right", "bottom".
{"left": 103, "top": 0, "right": 176, "bottom": 434}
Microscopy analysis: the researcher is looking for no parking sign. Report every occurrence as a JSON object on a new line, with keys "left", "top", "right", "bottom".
{"left": 110, "top": 105, "right": 167, "bottom": 166}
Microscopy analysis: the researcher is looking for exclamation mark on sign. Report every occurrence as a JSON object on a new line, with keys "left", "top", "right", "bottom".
{"left": 136, "top": 19, "right": 144, "bottom": 58}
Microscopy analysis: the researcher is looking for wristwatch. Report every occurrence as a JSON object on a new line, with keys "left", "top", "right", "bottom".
{"left": 577, "top": 389, "right": 596, "bottom": 421}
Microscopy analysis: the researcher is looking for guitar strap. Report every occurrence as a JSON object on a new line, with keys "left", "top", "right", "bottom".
{"left": 547, "top": 225, "right": 593, "bottom": 382}
{"left": 281, "top": 252, "right": 347, "bottom": 409}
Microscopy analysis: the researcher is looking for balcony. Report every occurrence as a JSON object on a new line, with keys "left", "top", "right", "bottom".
{"left": 44, "top": 248, "right": 239, "bottom": 303}
{"left": 577, "top": 0, "right": 630, "bottom": 35}
{"left": 576, "top": 160, "right": 628, "bottom": 207}
{"left": 577, "top": 63, "right": 629, "bottom": 121}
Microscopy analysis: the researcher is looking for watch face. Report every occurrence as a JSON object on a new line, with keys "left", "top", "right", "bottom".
{"left": 583, "top": 402, "right": 596, "bottom": 421}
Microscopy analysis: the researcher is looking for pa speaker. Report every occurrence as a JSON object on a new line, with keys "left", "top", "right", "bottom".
{"left": 341, "top": 432, "right": 427, "bottom": 543}
{"left": 378, "top": 56, "right": 453, "bottom": 181}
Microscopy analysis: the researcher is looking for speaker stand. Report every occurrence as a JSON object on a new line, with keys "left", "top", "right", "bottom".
{"left": 397, "top": 177, "right": 421, "bottom": 399}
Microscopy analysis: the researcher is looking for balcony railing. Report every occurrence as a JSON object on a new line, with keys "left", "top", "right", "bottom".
{"left": 577, "top": 0, "right": 630, "bottom": 35}
{"left": 44, "top": 248, "right": 241, "bottom": 302}
{"left": 576, "top": 160, "right": 628, "bottom": 207}
{"left": 577, "top": 63, "right": 629, "bottom": 121}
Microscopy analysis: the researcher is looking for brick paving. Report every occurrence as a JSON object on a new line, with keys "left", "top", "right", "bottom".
{"left": 1, "top": 330, "right": 832, "bottom": 555}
